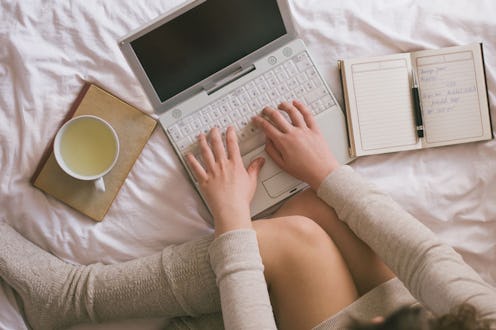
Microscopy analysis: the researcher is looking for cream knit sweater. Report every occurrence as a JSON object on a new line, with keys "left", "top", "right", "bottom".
{"left": 1, "top": 165, "right": 495, "bottom": 329}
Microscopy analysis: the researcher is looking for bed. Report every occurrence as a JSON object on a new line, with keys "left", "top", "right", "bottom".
{"left": 1, "top": 1, "right": 495, "bottom": 329}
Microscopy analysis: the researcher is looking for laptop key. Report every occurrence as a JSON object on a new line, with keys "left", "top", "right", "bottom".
{"left": 177, "top": 136, "right": 192, "bottom": 152}
{"left": 168, "top": 125, "right": 182, "bottom": 141}
{"left": 284, "top": 60, "right": 298, "bottom": 76}
{"left": 181, "top": 124, "right": 193, "bottom": 136}
{"left": 239, "top": 91, "right": 251, "bottom": 104}
{"left": 321, "top": 95, "right": 336, "bottom": 109}
{"left": 305, "top": 87, "right": 329, "bottom": 104}
{"left": 229, "top": 97, "right": 241, "bottom": 108}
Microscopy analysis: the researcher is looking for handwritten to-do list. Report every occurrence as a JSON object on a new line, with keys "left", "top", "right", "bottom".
{"left": 416, "top": 51, "right": 483, "bottom": 144}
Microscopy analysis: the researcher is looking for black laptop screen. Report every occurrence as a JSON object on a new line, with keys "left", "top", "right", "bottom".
{"left": 130, "top": 0, "right": 287, "bottom": 102}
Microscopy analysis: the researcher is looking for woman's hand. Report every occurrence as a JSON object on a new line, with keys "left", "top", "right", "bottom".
{"left": 186, "top": 126, "right": 265, "bottom": 237}
{"left": 253, "top": 100, "right": 340, "bottom": 191}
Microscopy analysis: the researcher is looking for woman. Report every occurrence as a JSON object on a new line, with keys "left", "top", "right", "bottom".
{"left": 1, "top": 101, "right": 495, "bottom": 329}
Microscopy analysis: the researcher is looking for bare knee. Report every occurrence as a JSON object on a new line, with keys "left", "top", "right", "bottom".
{"left": 254, "top": 215, "right": 329, "bottom": 251}
{"left": 253, "top": 216, "right": 343, "bottom": 284}
{"left": 276, "top": 215, "right": 331, "bottom": 250}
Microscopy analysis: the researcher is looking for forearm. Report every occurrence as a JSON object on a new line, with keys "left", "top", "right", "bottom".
{"left": 317, "top": 166, "right": 496, "bottom": 318}
{"left": 209, "top": 229, "right": 276, "bottom": 330}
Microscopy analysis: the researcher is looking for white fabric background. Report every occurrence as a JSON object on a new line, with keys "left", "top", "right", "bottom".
{"left": 0, "top": 1, "right": 495, "bottom": 329}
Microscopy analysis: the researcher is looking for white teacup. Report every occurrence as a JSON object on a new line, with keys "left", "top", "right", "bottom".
{"left": 54, "top": 115, "right": 119, "bottom": 192}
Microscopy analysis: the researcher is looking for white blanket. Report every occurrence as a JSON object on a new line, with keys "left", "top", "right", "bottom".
{"left": 1, "top": 1, "right": 495, "bottom": 329}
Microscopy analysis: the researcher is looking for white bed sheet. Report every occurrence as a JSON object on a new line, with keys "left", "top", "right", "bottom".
{"left": 0, "top": 1, "right": 495, "bottom": 329}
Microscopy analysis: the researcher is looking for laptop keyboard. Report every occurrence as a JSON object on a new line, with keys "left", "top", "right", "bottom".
{"left": 168, "top": 51, "right": 336, "bottom": 156}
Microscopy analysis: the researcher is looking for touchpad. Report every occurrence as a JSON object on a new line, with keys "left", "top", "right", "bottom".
{"left": 262, "top": 171, "right": 300, "bottom": 198}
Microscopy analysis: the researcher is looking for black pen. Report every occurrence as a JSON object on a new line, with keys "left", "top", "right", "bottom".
{"left": 411, "top": 70, "right": 424, "bottom": 138}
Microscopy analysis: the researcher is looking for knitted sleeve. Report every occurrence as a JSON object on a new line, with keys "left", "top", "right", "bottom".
{"left": 317, "top": 165, "right": 496, "bottom": 320}
{"left": 208, "top": 229, "right": 277, "bottom": 330}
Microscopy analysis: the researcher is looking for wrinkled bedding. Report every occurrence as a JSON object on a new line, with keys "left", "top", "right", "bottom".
{"left": 1, "top": 1, "right": 495, "bottom": 329}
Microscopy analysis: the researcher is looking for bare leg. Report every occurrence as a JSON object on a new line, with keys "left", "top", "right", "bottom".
{"left": 272, "top": 189, "right": 395, "bottom": 295}
{"left": 253, "top": 216, "right": 358, "bottom": 330}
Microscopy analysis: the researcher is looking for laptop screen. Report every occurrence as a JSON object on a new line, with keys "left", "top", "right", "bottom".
{"left": 130, "top": 0, "right": 287, "bottom": 102}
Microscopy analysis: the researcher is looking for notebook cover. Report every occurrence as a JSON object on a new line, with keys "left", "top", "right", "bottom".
{"left": 32, "top": 83, "right": 157, "bottom": 221}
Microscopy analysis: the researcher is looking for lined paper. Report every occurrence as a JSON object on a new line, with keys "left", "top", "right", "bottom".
{"left": 416, "top": 50, "right": 484, "bottom": 144}
{"left": 351, "top": 58, "right": 417, "bottom": 151}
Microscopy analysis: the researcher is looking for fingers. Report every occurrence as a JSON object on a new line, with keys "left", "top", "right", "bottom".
{"left": 225, "top": 126, "right": 241, "bottom": 161}
{"left": 293, "top": 100, "right": 316, "bottom": 129}
{"left": 186, "top": 152, "right": 207, "bottom": 181}
{"left": 278, "top": 102, "right": 306, "bottom": 127}
{"left": 198, "top": 133, "right": 215, "bottom": 169}
{"left": 189, "top": 100, "right": 314, "bottom": 182}
{"left": 264, "top": 138, "right": 284, "bottom": 168}
{"left": 209, "top": 127, "right": 226, "bottom": 161}
{"left": 247, "top": 157, "right": 265, "bottom": 183}
{"left": 261, "top": 106, "right": 293, "bottom": 133}
{"left": 254, "top": 100, "right": 316, "bottom": 135}
{"left": 252, "top": 114, "right": 282, "bottom": 141}
{"left": 191, "top": 126, "right": 241, "bottom": 173}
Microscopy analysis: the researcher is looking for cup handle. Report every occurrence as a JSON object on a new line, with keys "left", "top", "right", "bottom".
{"left": 94, "top": 177, "right": 106, "bottom": 192}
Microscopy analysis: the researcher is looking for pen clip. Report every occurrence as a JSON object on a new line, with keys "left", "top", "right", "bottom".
{"left": 412, "top": 69, "right": 419, "bottom": 88}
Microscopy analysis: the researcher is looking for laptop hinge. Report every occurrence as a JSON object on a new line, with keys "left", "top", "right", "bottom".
{"left": 205, "top": 64, "right": 256, "bottom": 95}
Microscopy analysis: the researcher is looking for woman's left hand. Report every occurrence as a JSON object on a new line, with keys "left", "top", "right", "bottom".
{"left": 186, "top": 126, "right": 265, "bottom": 237}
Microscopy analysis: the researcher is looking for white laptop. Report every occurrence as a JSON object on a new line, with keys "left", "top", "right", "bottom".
{"left": 119, "top": 0, "right": 351, "bottom": 217}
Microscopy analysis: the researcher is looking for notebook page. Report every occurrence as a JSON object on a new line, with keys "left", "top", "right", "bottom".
{"left": 344, "top": 54, "right": 420, "bottom": 156}
{"left": 414, "top": 44, "right": 492, "bottom": 147}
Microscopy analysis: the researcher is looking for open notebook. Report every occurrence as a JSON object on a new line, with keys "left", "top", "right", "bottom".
{"left": 339, "top": 43, "right": 493, "bottom": 157}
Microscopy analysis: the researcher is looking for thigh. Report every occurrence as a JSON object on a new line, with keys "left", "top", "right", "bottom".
{"left": 253, "top": 216, "right": 358, "bottom": 330}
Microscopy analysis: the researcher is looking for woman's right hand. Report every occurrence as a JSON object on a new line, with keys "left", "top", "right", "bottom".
{"left": 252, "top": 100, "right": 340, "bottom": 191}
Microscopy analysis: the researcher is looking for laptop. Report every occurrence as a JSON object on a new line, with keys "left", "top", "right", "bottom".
{"left": 119, "top": 0, "right": 351, "bottom": 217}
